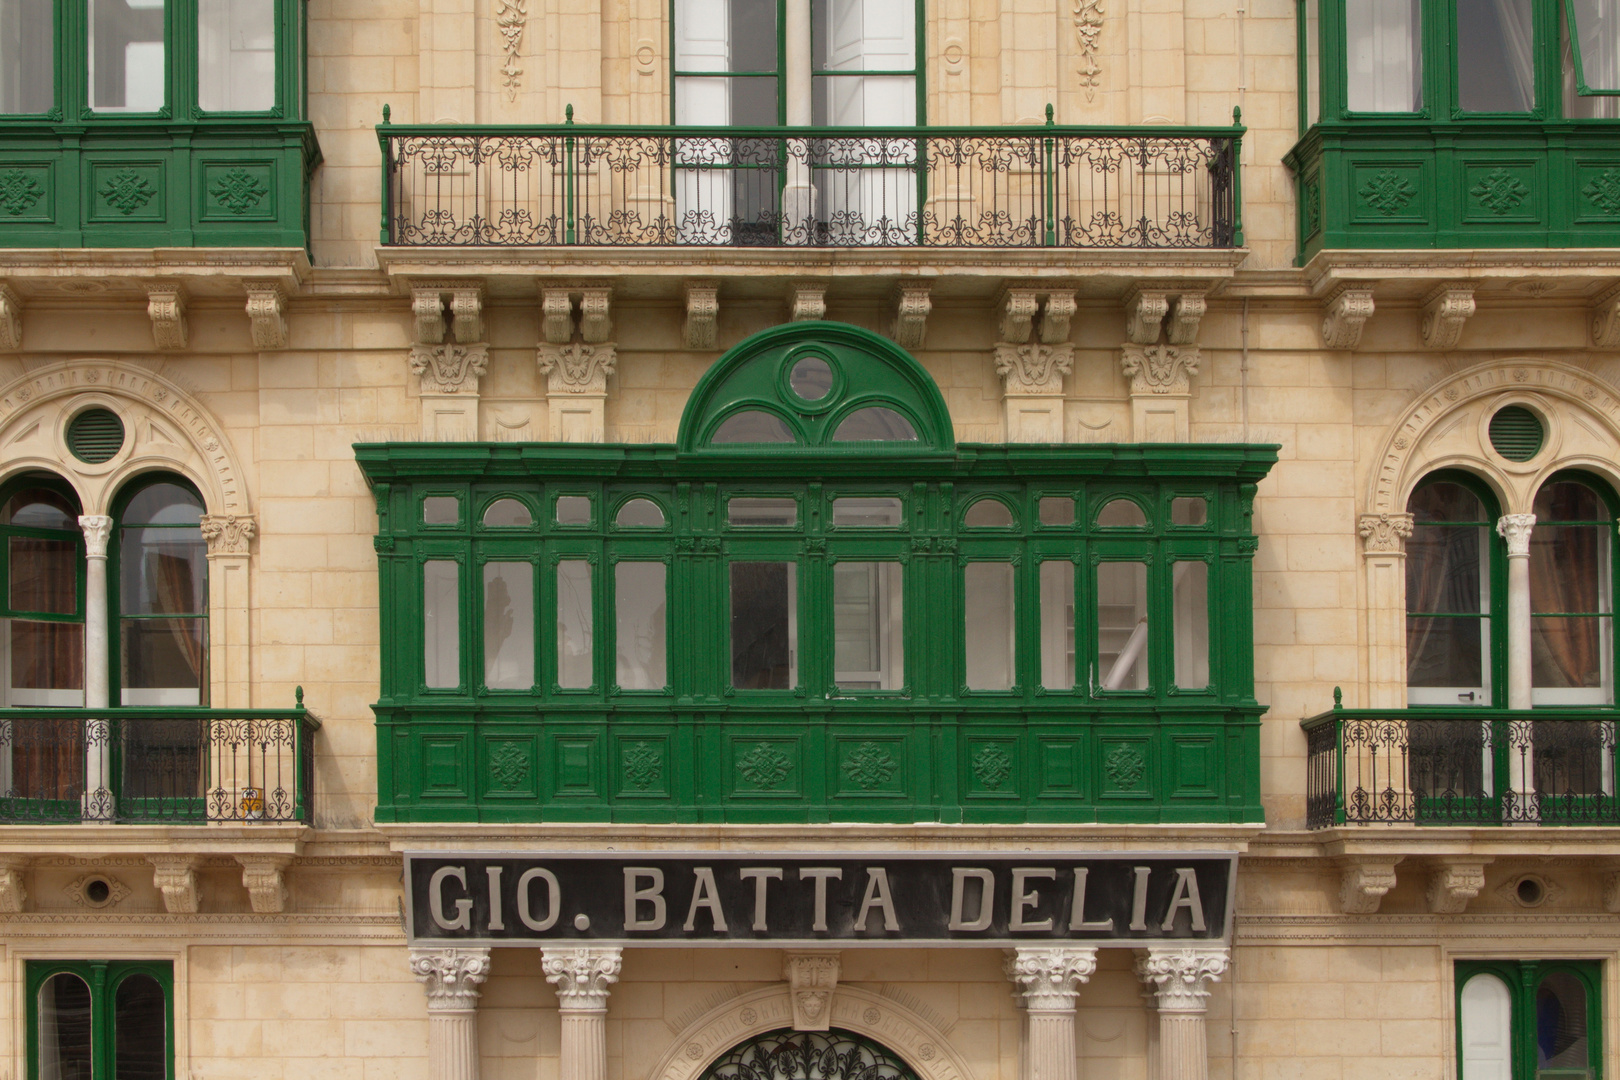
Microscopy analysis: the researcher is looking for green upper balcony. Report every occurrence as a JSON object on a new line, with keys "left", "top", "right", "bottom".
{"left": 0, "top": 0, "right": 319, "bottom": 249}
{"left": 1287, "top": 0, "right": 1620, "bottom": 260}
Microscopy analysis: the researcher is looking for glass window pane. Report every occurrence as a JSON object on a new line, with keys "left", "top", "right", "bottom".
{"left": 119, "top": 529, "right": 205, "bottom": 615}
{"left": 2, "top": 488, "right": 77, "bottom": 529}
{"left": 831, "top": 407, "right": 917, "bottom": 442}
{"left": 121, "top": 618, "right": 205, "bottom": 704}
{"left": 1457, "top": 0, "right": 1536, "bottom": 112}
{"left": 1534, "top": 479, "right": 1606, "bottom": 521}
{"left": 8, "top": 620, "right": 85, "bottom": 696}
{"left": 790, "top": 357, "right": 834, "bottom": 401}
{"left": 729, "top": 0, "right": 777, "bottom": 71}
{"left": 1040, "top": 561, "right": 1075, "bottom": 690}
{"left": 1097, "top": 562, "right": 1148, "bottom": 690}
{"left": 1458, "top": 973, "right": 1513, "bottom": 1080}
{"left": 832, "top": 497, "right": 902, "bottom": 527}
{"left": 616, "top": 562, "right": 667, "bottom": 690}
{"left": 556, "top": 560, "right": 594, "bottom": 689}
{"left": 9, "top": 538, "right": 77, "bottom": 614}
{"left": 1096, "top": 498, "right": 1147, "bottom": 527}
{"left": 615, "top": 498, "right": 666, "bottom": 528}
{"left": 1346, "top": 0, "right": 1422, "bottom": 111}
{"left": 1406, "top": 616, "right": 1487, "bottom": 691}
{"left": 37, "top": 973, "right": 92, "bottom": 1080}
{"left": 731, "top": 561, "right": 796, "bottom": 689}
{"left": 483, "top": 562, "right": 533, "bottom": 691}
{"left": 423, "top": 560, "right": 460, "bottom": 689}
{"left": 1406, "top": 525, "right": 1486, "bottom": 614}
{"left": 964, "top": 499, "right": 1013, "bottom": 528}
{"left": 728, "top": 497, "right": 797, "bottom": 527}
{"left": 1532, "top": 616, "right": 1610, "bottom": 690}
{"left": 122, "top": 484, "right": 201, "bottom": 526}
{"left": 89, "top": 0, "right": 167, "bottom": 113}
{"left": 1410, "top": 481, "right": 1488, "bottom": 523}
{"left": 834, "top": 561, "right": 903, "bottom": 690}
{"left": 1532, "top": 525, "right": 1608, "bottom": 613}
{"left": 713, "top": 411, "right": 796, "bottom": 444}
{"left": 1039, "top": 497, "right": 1074, "bottom": 526}
{"left": 114, "top": 973, "right": 168, "bottom": 1080}
{"left": 0, "top": 0, "right": 53, "bottom": 114}
{"left": 1171, "top": 497, "right": 1207, "bottom": 525}
{"left": 1536, "top": 972, "right": 1591, "bottom": 1071}
{"left": 423, "top": 497, "right": 459, "bottom": 525}
{"left": 198, "top": 0, "right": 275, "bottom": 112}
{"left": 1173, "top": 561, "right": 1209, "bottom": 688}
{"left": 964, "top": 563, "right": 1014, "bottom": 691}
{"left": 482, "top": 499, "right": 532, "bottom": 528}
{"left": 1570, "top": 0, "right": 1620, "bottom": 91}
{"left": 555, "top": 496, "right": 592, "bottom": 525}
{"left": 812, "top": 0, "right": 916, "bottom": 70}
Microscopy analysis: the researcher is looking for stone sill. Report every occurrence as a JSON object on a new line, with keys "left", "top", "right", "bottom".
{"left": 1251, "top": 826, "right": 1620, "bottom": 860}
{"left": 0, "top": 248, "right": 309, "bottom": 300}
{"left": 1302, "top": 248, "right": 1620, "bottom": 303}
{"left": 0, "top": 823, "right": 311, "bottom": 859}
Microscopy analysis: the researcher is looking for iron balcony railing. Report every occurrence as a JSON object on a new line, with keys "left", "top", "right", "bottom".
{"left": 0, "top": 691, "right": 317, "bottom": 825}
{"left": 1302, "top": 689, "right": 1620, "bottom": 827}
{"left": 378, "top": 106, "right": 1244, "bottom": 250}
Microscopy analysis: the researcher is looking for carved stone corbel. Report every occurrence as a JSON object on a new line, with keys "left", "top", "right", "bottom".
{"left": 450, "top": 286, "right": 484, "bottom": 343}
{"left": 149, "top": 854, "right": 200, "bottom": 914}
{"left": 892, "top": 281, "right": 932, "bottom": 350}
{"left": 1339, "top": 857, "right": 1400, "bottom": 914}
{"left": 237, "top": 854, "right": 293, "bottom": 914}
{"left": 1167, "top": 291, "right": 1207, "bottom": 345}
{"left": 200, "top": 514, "right": 257, "bottom": 556}
{"left": 147, "top": 285, "right": 188, "bottom": 351}
{"left": 783, "top": 952, "right": 841, "bottom": 1031}
{"left": 1040, "top": 289, "right": 1077, "bottom": 344}
{"left": 1420, "top": 283, "right": 1475, "bottom": 350}
{"left": 790, "top": 282, "right": 828, "bottom": 322}
{"left": 1358, "top": 512, "right": 1414, "bottom": 556}
{"left": 413, "top": 286, "right": 448, "bottom": 344}
{"left": 1123, "top": 287, "right": 1170, "bottom": 345}
{"left": 684, "top": 280, "right": 719, "bottom": 350}
{"left": 0, "top": 282, "right": 23, "bottom": 351}
{"left": 1602, "top": 867, "right": 1620, "bottom": 913}
{"left": 1321, "top": 286, "right": 1375, "bottom": 350}
{"left": 579, "top": 285, "right": 612, "bottom": 343}
{"left": 0, "top": 858, "right": 27, "bottom": 914}
{"left": 244, "top": 281, "right": 288, "bottom": 350}
{"left": 1427, "top": 858, "right": 1489, "bottom": 914}
{"left": 541, "top": 284, "right": 575, "bottom": 344}
{"left": 1592, "top": 282, "right": 1620, "bottom": 348}
{"left": 999, "top": 286, "right": 1041, "bottom": 344}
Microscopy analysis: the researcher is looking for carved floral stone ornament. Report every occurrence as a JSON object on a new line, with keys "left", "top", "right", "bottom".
{"left": 783, "top": 952, "right": 841, "bottom": 1031}
{"left": 412, "top": 343, "right": 490, "bottom": 395}
{"left": 496, "top": 0, "right": 528, "bottom": 101}
{"left": 1357, "top": 512, "right": 1414, "bottom": 555}
{"left": 539, "top": 342, "right": 617, "bottom": 395}
{"left": 201, "top": 513, "right": 257, "bottom": 555}
{"left": 1007, "top": 947, "right": 1098, "bottom": 1010}
{"left": 1074, "top": 0, "right": 1105, "bottom": 101}
{"left": 65, "top": 873, "right": 131, "bottom": 909}
{"left": 411, "top": 947, "right": 492, "bottom": 1010}
{"left": 995, "top": 342, "right": 1074, "bottom": 393}
{"left": 541, "top": 946, "right": 623, "bottom": 1009}
{"left": 1133, "top": 947, "right": 1229, "bottom": 1012}
{"left": 1120, "top": 344, "right": 1200, "bottom": 396}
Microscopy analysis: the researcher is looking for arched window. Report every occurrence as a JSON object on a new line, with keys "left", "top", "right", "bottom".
{"left": 1406, "top": 474, "right": 1499, "bottom": 705}
{"left": 1455, "top": 961, "right": 1601, "bottom": 1080}
{"left": 30, "top": 962, "right": 173, "bottom": 1080}
{"left": 113, "top": 477, "right": 207, "bottom": 706}
{"left": 1530, "top": 476, "right": 1614, "bottom": 705}
{"left": 699, "top": 1029, "right": 919, "bottom": 1080}
{"left": 0, "top": 476, "right": 85, "bottom": 708}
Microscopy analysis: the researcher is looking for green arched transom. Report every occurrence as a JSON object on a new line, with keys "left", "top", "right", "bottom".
{"left": 698, "top": 1029, "right": 920, "bottom": 1080}
{"left": 678, "top": 323, "right": 955, "bottom": 454}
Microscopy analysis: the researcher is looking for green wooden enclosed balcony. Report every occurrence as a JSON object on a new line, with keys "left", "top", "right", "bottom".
{"left": 377, "top": 111, "right": 1244, "bottom": 250}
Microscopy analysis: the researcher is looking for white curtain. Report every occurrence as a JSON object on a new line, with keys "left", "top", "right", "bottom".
{"left": 1346, "top": 0, "right": 1422, "bottom": 112}
{"left": 1493, "top": 0, "right": 1538, "bottom": 111}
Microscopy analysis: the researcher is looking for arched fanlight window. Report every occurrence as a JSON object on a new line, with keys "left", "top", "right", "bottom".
{"left": 615, "top": 498, "right": 666, "bottom": 528}
{"left": 1096, "top": 498, "right": 1147, "bottom": 528}
{"left": 483, "top": 498, "right": 533, "bottom": 527}
{"left": 712, "top": 411, "right": 798, "bottom": 444}
{"left": 699, "top": 1029, "right": 919, "bottom": 1080}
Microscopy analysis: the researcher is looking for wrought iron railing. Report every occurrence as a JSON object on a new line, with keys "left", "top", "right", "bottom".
{"left": 0, "top": 691, "right": 317, "bottom": 824}
{"left": 1302, "top": 689, "right": 1620, "bottom": 827}
{"left": 378, "top": 107, "right": 1244, "bottom": 249}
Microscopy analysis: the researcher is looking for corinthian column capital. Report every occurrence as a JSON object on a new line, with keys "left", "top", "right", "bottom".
{"left": 410, "top": 948, "right": 492, "bottom": 1012}
{"left": 1497, "top": 513, "right": 1536, "bottom": 558}
{"left": 79, "top": 515, "right": 113, "bottom": 559}
{"left": 1358, "top": 512, "right": 1414, "bottom": 555}
{"left": 1134, "top": 946, "right": 1229, "bottom": 1014}
{"left": 542, "top": 947, "right": 622, "bottom": 1011}
{"left": 1006, "top": 946, "right": 1098, "bottom": 1011}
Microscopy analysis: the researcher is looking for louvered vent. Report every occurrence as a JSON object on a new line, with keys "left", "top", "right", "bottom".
{"left": 66, "top": 408, "right": 125, "bottom": 464}
{"left": 1488, "top": 405, "right": 1544, "bottom": 463}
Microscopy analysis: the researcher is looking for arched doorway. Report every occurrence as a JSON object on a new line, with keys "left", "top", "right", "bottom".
{"left": 699, "top": 1028, "right": 919, "bottom": 1080}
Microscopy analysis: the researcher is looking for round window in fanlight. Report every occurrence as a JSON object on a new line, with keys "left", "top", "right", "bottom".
{"left": 1488, "top": 405, "right": 1544, "bottom": 463}
{"left": 66, "top": 408, "right": 126, "bottom": 464}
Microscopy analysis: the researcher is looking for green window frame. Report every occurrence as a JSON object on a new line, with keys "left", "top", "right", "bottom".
{"left": 0, "top": 474, "right": 87, "bottom": 709}
{"left": 0, "top": 0, "right": 308, "bottom": 123}
{"left": 27, "top": 959, "right": 175, "bottom": 1080}
{"left": 1456, "top": 959, "right": 1602, "bottom": 1079}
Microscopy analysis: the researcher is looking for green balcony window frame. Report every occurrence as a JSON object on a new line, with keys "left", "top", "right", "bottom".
{"left": 26, "top": 959, "right": 175, "bottom": 1080}
{"left": 1455, "top": 959, "right": 1603, "bottom": 1080}
{"left": 1564, "top": 0, "right": 1620, "bottom": 97}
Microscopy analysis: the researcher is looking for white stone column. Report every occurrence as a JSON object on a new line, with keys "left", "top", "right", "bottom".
{"left": 542, "top": 947, "right": 622, "bottom": 1080}
{"left": 1135, "top": 947, "right": 1229, "bottom": 1080}
{"left": 1498, "top": 514, "right": 1535, "bottom": 711}
{"left": 79, "top": 515, "right": 112, "bottom": 818}
{"left": 1358, "top": 513, "right": 1415, "bottom": 708}
{"left": 411, "top": 948, "right": 492, "bottom": 1080}
{"left": 1007, "top": 947, "right": 1097, "bottom": 1080}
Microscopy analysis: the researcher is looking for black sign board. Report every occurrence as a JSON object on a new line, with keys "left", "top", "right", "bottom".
{"left": 404, "top": 853, "right": 1236, "bottom": 947}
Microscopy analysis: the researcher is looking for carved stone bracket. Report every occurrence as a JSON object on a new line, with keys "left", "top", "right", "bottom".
{"left": 783, "top": 952, "right": 841, "bottom": 1031}
{"left": 790, "top": 282, "right": 827, "bottom": 322}
{"left": 685, "top": 280, "right": 719, "bottom": 349}
{"left": 1497, "top": 513, "right": 1536, "bottom": 558}
{"left": 996, "top": 342, "right": 1074, "bottom": 395}
{"left": 149, "top": 854, "right": 200, "bottom": 914}
{"left": 147, "top": 285, "right": 188, "bottom": 351}
{"left": 414, "top": 283, "right": 484, "bottom": 344}
{"left": 1603, "top": 867, "right": 1620, "bottom": 913}
{"left": 542, "top": 947, "right": 623, "bottom": 1011}
{"left": 201, "top": 513, "right": 257, "bottom": 556}
{"left": 1592, "top": 282, "right": 1620, "bottom": 348}
{"left": 237, "top": 854, "right": 293, "bottom": 914}
{"left": 1420, "top": 282, "right": 1476, "bottom": 350}
{"left": 1008, "top": 947, "right": 1098, "bottom": 1010}
{"left": 540, "top": 283, "right": 612, "bottom": 343}
{"left": 1041, "top": 289, "right": 1078, "bottom": 344}
{"left": 1321, "top": 286, "right": 1375, "bottom": 350}
{"left": 892, "top": 280, "right": 932, "bottom": 350}
{"left": 540, "top": 342, "right": 617, "bottom": 396}
{"left": 411, "top": 948, "right": 492, "bottom": 1011}
{"left": 1134, "top": 947, "right": 1230, "bottom": 1013}
{"left": 0, "top": 282, "right": 22, "bottom": 351}
{"left": 542, "top": 285, "right": 575, "bottom": 344}
{"left": 999, "top": 285, "right": 1076, "bottom": 344}
{"left": 1358, "top": 512, "right": 1414, "bottom": 556}
{"left": 0, "top": 858, "right": 26, "bottom": 914}
{"left": 1167, "top": 292, "right": 1207, "bottom": 345}
{"left": 1339, "top": 857, "right": 1400, "bottom": 914}
{"left": 450, "top": 286, "right": 484, "bottom": 343}
{"left": 579, "top": 286, "right": 611, "bottom": 342}
{"left": 1123, "top": 287, "right": 1170, "bottom": 345}
{"left": 412, "top": 343, "right": 490, "bottom": 396}
{"left": 414, "top": 286, "right": 448, "bottom": 344}
{"left": 244, "top": 281, "right": 288, "bottom": 349}
{"left": 1427, "top": 858, "right": 1489, "bottom": 914}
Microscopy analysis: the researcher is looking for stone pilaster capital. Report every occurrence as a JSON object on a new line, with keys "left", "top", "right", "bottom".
{"left": 201, "top": 513, "right": 256, "bottom": 556}
{"left": 542, "top": 946, "right": 622, "bottom": 1011}
{"left": 995, "top": 342, "right": 1074, "bottom": 395}
{"left": 411, "top": 948, "right": 492, "bottom": 1011}
{"left": 539, "top": 342, "right": 617, "bottom": 396}
{"left": 1358, "top": 512, "right": 1414, "bottom": 555}
{"left": 1496, "top": 513, "right": 1536, "bottom": 557}
{"left": 411, "top": 343, "right": 489, "bottom": 396}
{"left": 783, "top": 951, "right": 841, "bottom": 1031}
{"left": 1134, "top": 946, "right": 1229, "bottom": 1014}
{"left": 79, "top": 515, "right": 113, "bottom": 559}
{"left": 1006, "top": 946, "right": 1098, "bottom": 1012}
{"left": 1121, "top": 344, "right": 1200, "bottom": 396}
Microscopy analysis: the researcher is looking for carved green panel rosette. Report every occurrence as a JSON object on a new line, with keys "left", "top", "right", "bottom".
{"left": 836, "top": 739, "right": 904, "bottom": 796}
{"left": 1463, "top": 163, "right": 1539, "bottom": 223}
{"left": 0, "top": 166, "right": 51, "bottom": 222}
{"left": 486, "top": 738, "right": 538, "bottom": 797}
{"left": 967, "top": 741, "right": 1017, "bottom": 798}
{"left": 733, "top": 740, "right": 799, "bottom": 796}
{"left": 89, "top": 163, "right": 164, "bottom": 222}
{"left": 617, "top": 738, "right": 668, "bottom": 797}
{"left": 202, "top": 163, "right": 275, "bottom": 221}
